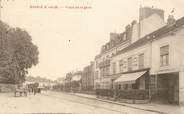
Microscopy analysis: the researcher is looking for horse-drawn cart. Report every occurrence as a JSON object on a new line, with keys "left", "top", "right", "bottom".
{"left": 14, "top": 88, "right": 27, "bottom": 97}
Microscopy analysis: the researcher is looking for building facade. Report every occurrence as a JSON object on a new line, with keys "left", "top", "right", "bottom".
{"left": 149, "top": 16, "right": 184, "bottom": 104}
{"left": 82, "top": 62, "right": 95, "bottom": 90}
{"left": 94, "top": 6, "right": 184, "bottom": 105}
{"left": 94, "top": 6, "right": 165, "bottom": 90}
{"left": 64, "top": 71, "right": 82, "bottom": 91}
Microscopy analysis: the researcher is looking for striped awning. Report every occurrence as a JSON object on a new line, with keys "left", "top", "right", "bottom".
{"left": 114, "top": 71, "right": 146, "bottom": 84}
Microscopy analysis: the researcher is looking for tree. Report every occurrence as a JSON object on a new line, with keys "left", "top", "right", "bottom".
{"left": 0, "top": 21, "right": 39, "bottom": 84}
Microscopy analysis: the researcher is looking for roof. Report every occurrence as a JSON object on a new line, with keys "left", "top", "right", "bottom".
{"left": 115, "top": 16, "right": 184, "bottom": 56}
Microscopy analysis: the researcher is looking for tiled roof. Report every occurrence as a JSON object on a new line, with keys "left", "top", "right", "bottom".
{"left": 115, "top": 16, "right": 184, "bottom": 56}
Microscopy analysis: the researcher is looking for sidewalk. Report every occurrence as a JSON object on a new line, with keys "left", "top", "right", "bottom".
{"left": 71, "top": 92, "right": 184, "bottom": 114}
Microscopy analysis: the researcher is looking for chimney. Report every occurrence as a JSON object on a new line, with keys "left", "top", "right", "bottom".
{"left": 125, "top": 24, "right": 132, "bottom": 40}
{"left": 138, "top": 6, "right": 166, "bottom": 38}
{"left": 110, "top": 32, "right": 119, "bottom": 41}
{"left": 139, "top": 6, "right": 164, "bottom": 21}
{"left": 167, "top": 15, "right": 176, "bottom": 25}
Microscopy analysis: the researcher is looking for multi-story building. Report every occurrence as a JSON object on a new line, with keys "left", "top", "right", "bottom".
{"left": 94, "top": 6, "right": 165, "bottom": 90}
{"left": 94, "top": 32, "right": 130, "bottom": 89}
{"left": 94, "top": 6, "right": 184, "bottom": 105}
{"left": 81, "top": 62, "right": 95, "bottom": 90}
{"left": 113, "top": 15, "right": 184, "bottom": 105}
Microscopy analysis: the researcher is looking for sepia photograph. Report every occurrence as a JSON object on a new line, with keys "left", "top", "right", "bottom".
{"left": 0, "top": 0, "right": 184, "bottom": 113}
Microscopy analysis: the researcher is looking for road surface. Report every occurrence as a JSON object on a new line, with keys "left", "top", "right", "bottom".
{"left": 0, "top": 91, "right": 161, "bottom": 114}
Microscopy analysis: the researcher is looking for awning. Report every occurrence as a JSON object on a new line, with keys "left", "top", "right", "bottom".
{"left": 114, "top": 71, "right": 147, "bottom": 84}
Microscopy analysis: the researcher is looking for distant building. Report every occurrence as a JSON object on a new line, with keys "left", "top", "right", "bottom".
{"left": 82, "top": 62, "right": 95, "bottom": 90}
{"left": 25, "top": 76, "right": 55, "bottom": 89}
{"left": 64, "top": 71, "right": 82, "bottom": 91}
{"left": 55, "top": 77, "right": 65, "bottom": 84}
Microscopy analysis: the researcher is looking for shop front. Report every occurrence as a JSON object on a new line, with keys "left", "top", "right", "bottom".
{"left": 150, "top": 72, "right": 179, "bottom": 104}
{"left": 113, "top": 70, "right": 150, "bottom": 103}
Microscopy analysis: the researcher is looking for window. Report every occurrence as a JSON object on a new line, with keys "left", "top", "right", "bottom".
{"left": 95, "top": 71, "right": 99, "bottom": 79}
{"left": 128, "top": 84, "right": 133, "bottom": 90}
{"left": 96, "top": 61, "right": 98, "bottom": 68}
{"left": 139, "top": 54, "right": 144, "bottom": 69}
{"left": 160, "top": 45, "right": 169, "bottom": 67}
{"left": 104, "top": 67, "right": 107, "bottom": 76}
{"left": 119, "top": 60, "right": 124, "bottom": 72}
{"left": 106, "top": 66, "right": 110, "bottom": 75}
{"left": 100, "top": 69, "right": 103, "bottom": 77}
{"left": 119, "top": 84, "right": 121, "bottom": 89}
{"left": 112, "top": 62, "right": 117, "bottom": 74}
{"left": 123, "top": 84, "right": 128, "bottom": 90}
{"left": 128, "top": 57, "right": 132, "bottom": 71}
{"left": 102, "top": 68, "right": 105, "bottom": 76}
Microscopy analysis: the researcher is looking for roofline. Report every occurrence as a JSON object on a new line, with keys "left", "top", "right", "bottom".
{"left": 114, "top": 16, "right": 184, "bottom": 57}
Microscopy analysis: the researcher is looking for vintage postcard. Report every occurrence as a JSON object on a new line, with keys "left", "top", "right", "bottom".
{"left": 0, "top": 0, "right": 184, "bottom": 114}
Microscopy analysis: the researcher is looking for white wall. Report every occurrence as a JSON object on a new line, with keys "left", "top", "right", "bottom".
{"left": 111, "top": 43, "right": 151, "bottom": 75}
{"left": 131, "top": 23, "right": 139, "bottom": 43}
{"left": 140, "top": 14, "right": 166, "bottom": 38}
{"left": 150, "top": 26, "right": 184, "bottom": 75}
{"left": 116, "top": 41, "right": 131, "bottom": 52}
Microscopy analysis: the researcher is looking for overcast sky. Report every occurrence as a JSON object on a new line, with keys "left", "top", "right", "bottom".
{"left": 1, "top": 0, "right": 184, "bottom": 80}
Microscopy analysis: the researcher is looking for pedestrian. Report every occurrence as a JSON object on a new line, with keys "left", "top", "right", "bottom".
{"left": 33, "top": 87, "right": 37, "bottom": 95}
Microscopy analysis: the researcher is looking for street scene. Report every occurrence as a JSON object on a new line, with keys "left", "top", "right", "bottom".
{"left": 1, "top": 0, "right": 184, "bottom": 114}
{"left": 0, "top": 91, "right": 183, "bottom": 114}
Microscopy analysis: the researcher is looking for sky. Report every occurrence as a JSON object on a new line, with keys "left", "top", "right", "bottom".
{"left": 1, "top": 0, "right": 184, "bottom": 80}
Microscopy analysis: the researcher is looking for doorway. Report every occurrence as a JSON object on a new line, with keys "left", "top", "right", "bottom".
{"left": 157, "top": 73, "right": 179, "bottom": 104}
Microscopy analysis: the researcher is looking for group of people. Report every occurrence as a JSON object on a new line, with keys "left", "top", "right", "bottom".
{"left": 14, "top": 83, "right": 41, "bottom": 97}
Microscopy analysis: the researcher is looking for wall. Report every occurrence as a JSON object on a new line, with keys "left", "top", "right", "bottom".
{"left": 94, "top": 45, "right": 118, "bottom": 89}
{"left": 150, "top": 26, "right": 184, "bottom": 75}
{"left": 150, "top": 25, "right": 184, "bottom": 105}
{"left": 140, "top": 14, "right": 166, "bottom": 38}
{"left": 111, "top": 43, "right": 151, "bottom": 75}
{"left": 116, "top": 41, "right": 131, "bottom": 52}
{"left": 179, "top": 70, "right": 184, "bottom": 105}
{"left": 131, "top": 23, "right": 139, "bottom": 43}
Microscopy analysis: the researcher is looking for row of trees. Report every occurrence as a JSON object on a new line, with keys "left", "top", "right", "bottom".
{"left": 0, "top": 21, "right": 39, "bottom": 84}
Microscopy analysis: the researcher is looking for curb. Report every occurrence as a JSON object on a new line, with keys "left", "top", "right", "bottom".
{"left": 70, "top": 93, "right": 169, "bottom": 114}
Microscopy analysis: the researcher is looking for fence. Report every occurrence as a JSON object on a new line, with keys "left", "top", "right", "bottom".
{"left": 96, "top": 89, "right": 114, "bottom": 97}
{"left": 96, "top": 89, "right": 149, "bottom": 100}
